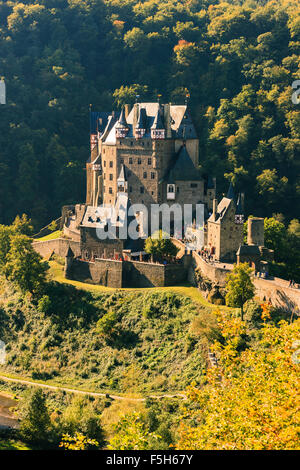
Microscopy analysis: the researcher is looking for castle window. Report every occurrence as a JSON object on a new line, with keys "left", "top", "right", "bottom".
{"left": 191, "top": 183, "right": 197, "bottom": 188}
{"left": 148, "top": 158, "right": 152, "bottom": 165}
{"left": 103, "top": 174, "right": 106, "bottom": 180}
{"left": 129, "top": 157, "right": 133, "bottom": 164}
{"left": 109, "top": 187, "right": 112, "bottom": 194}
{"left": 138, "top": 158, "right": 141, "bottom": 164}
{"left": 103, "top": 161, "right": 106, "bottom": 167}
{"left": 167, "top": 184, "right": 175, "bottom": 200}
{"left": 109, "top": 174, "right": 113, "bottom": 181}
{"left": 109, "top": 161, "right": 113, "bottom": 168}
{"left": 143, "top": 172, "right": 147, "bottom": 179}
{"left": 130, "top": 141, "right": 133, "bottom": 146}
{"left": 140, "top": 187, "right": 144, "bottom": 194}
{"left": 151, "top": 172, "right": 155, "bottom": 179}
{"left": 103, "top": 148, "right": 105, "bottom": 154}
{"left": 177, "top": 187, "right": 179, "bottom": 193}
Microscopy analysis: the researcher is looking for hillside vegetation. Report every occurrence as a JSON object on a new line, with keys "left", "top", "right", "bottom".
{"left": 0, "top": 280, "right": 215, "bottom": 394}
{"left": 0, "top": 0, "right": 299, "bottom": 229}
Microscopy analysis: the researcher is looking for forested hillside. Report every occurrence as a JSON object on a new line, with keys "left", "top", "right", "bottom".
{"left": 0, "top": 0, "right": 299, "bottom": 228}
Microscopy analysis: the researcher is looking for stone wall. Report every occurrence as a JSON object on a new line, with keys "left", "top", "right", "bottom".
{"left": 254, "top": 277, "right": 300, "bottom": 313}
{"left": 80, "top": 227, "right": 124, "bottom": 259}
{"left": 123, "top": 261, "right": 165, "bottom": 287}
{"left": 32, "top": 238, "right": 81, "bottom": 259}
{"left": 67, "top": 257, "right": 187, "bottom": 288}
{"left": 71, "top": 258, "right": 123, "bottom": 288}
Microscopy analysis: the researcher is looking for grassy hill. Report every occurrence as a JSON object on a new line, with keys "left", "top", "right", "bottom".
{"left": 0, "top": 278, "right": 220, "bottom": 396}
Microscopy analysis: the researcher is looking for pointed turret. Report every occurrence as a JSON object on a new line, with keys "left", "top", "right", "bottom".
{"left": 115, "top": 108, "right": 129, "bottom": 138}
{"left": 117, "top": 164, "right": 128, "bottom": 193}
{"left": 227, "top": 181, "right": 235, "bottom": 200}
{"left": 135, "top": 107, "right": 146, "bottom": 138}
{"left": 235, "top": 193, "right": 244, "bottom": 224}
{"left": 151, "top": 108, "right": 165, "bottom": 139}
{"left": 116, "top": 107, "right": 128, "bottom": 128}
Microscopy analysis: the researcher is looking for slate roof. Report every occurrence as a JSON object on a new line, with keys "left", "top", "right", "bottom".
{"left": 236, "top": 193, "right": 243, "bottom": 215}
{"left": 151, "top": 109, "right": 165, "bottom": 129}
{"left": 236, "top": 245, "right": 261, "bottom": 256}
{"left": 208, "top": 197, "right": 232, "bottom": 223}
{"left": 227, "top": 181, "right": 235, "bottom": 200}
{"left": 115, "top": 108, "right": 128, "bottom": 129}
{"left": 100, "top": 103, "right": 197, "bottom": 142}
{"left": 117, "top": 164, "right": 127, "bottom": 181}
{"left": 162, "top": 145, "right": 202, "bottom": 182}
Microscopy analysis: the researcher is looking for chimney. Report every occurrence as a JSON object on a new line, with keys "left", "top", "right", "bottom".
{"left": 164, "top": 103, "right": 172, "bottom": 138}
{"left": 212, "top": 198, "right": 217, "bottom": 220}
{"left": 124, "top": 104, "right": 130, "bottom": 119}
{"left": 133, "top": 103, "right": 139, "bottom": 130}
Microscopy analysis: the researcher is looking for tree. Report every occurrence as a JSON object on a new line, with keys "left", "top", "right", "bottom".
{"left": 12, "top": 214, "right": 34, "bottom": 236}
{"left": 96, "top": 310, "right": 119, "bottom": 337}
{"left": 19, "top": 389, "right": 52, "bottom": 444}
{"left": 225, "top": 263, "right": 255, "bottom": 320}
{"left": 4, "top": 234, "right": 49, "bottom": 293}
{"left": 59, "top": 432, "right": 99, "bottom": 450}
{"left": 59, "top": 396, "right": 104, "bottom": 446}
{"left": 108, "top": 412, "right": 162, "bottom": 450}
{"left": 145, "top": 230, "right": 179, "bottom": 261}
{"left": 176, "top": 317, "right": 300, "bottom": 450}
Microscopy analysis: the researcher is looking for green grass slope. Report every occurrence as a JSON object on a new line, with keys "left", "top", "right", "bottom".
{"left": 0, "top": 281, "right": 219, "bottom": 395}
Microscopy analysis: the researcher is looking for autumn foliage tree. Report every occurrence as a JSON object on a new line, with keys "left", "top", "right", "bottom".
{"left": 176, "top": 312, "right": 300, "bottom": 450}
{"left": 225, "top": 262, "right": 255, "bottom": 320}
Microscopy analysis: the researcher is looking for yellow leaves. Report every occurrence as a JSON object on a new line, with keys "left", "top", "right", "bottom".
{"left": 177, "top": 319, "right": 300, "bottom": 450}
{"left": 59, "top": 432, "right": 99, "bottom": 450}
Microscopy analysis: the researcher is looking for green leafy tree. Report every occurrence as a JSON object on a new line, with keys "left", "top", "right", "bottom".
{"left": 145, "top": 230, "right": 179, "bottom": 261}
{"left": 59, "top": 396, "right": 104, "bottom": 446}
{"left": 19, "top": 389, "right": 52, "bottom": 444}
{"left": 225, "top": 263, "right": 255, "bottom": 320}
{"left": 4, "top": 234, "right": 49, "bottom": 293}
{"left": 108, "top": 412, "right": 162, "bottom": 450}
{"left": 96, "top": 310, "right": 119, "bottom": 337}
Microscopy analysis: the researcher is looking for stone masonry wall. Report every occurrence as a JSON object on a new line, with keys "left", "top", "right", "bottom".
{"left": 70, "top": 258, "right": 123, "bottom": 288}
{"left": 32, "top": 238, "right": 81, "bottom": 259}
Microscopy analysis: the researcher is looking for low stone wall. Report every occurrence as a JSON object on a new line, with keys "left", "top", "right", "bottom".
{"left": 32, "top": 238, "right": 81, "bottom": 259}
{"left": 254, "top": 277, "right": 300, "bottom": 313}
{"left": 123, "top": 260, "right": 165, "bottom": 287}
{"left": 123, "top": 261, "right": 186, "bottom": 288}
{"left": 67, "top": 258, "right": 187, "bottom": 288}
{"left": 71, "top": 258, "right": 123, "bottom": 288}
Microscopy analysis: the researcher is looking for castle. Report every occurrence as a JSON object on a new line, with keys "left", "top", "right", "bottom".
{"left": 34, "top": 101, "right": 274, "bottom": 288}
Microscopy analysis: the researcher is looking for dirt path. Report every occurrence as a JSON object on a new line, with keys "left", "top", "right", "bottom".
{"left": 0, "top": 374, "right": 186, "bottom": 402}
{"left": 0, "top": 392, "right": 19, "bottom": 429}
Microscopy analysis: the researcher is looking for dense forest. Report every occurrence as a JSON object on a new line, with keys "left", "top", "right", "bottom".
{"left": 0, "top": 0, "right": 299, "bottom": 229}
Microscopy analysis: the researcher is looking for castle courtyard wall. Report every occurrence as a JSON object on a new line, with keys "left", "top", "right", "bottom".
{"left": 32, "top": 238, "right": 81, "bottom": 259}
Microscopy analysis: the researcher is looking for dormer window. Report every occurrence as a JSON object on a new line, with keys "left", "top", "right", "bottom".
{"left": 116, "top": 128, "right": 128, "bottom": 138}
{"left": 135, "top": 128, "right": 146, "bottom": 139}
{"left": 167, "top": 184, "right": 175, "bottom": 200}
{"left": 151, "top": 129, "right": 165, "bottom": 139}
{"left": 235, "top": 214, "right": 244, "bottom": 224}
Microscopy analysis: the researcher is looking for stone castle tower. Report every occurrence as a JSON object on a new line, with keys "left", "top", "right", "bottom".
{"left": 86, "top": 102, "right": 216, "bottom": 218}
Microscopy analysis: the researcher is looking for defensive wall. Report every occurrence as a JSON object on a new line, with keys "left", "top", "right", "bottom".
{"left": 32, "top": 237, "right": 300, "bottom": 311}
{"left": 32, "top": 238, "right": 81, "bottom": 259}
{"left": 67, "top": 258, "right": 187, "bottom": 288}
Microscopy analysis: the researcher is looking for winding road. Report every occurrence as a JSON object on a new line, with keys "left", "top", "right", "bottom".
{"left": 0, "top": 374, "right": 186, "bottom": 404}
